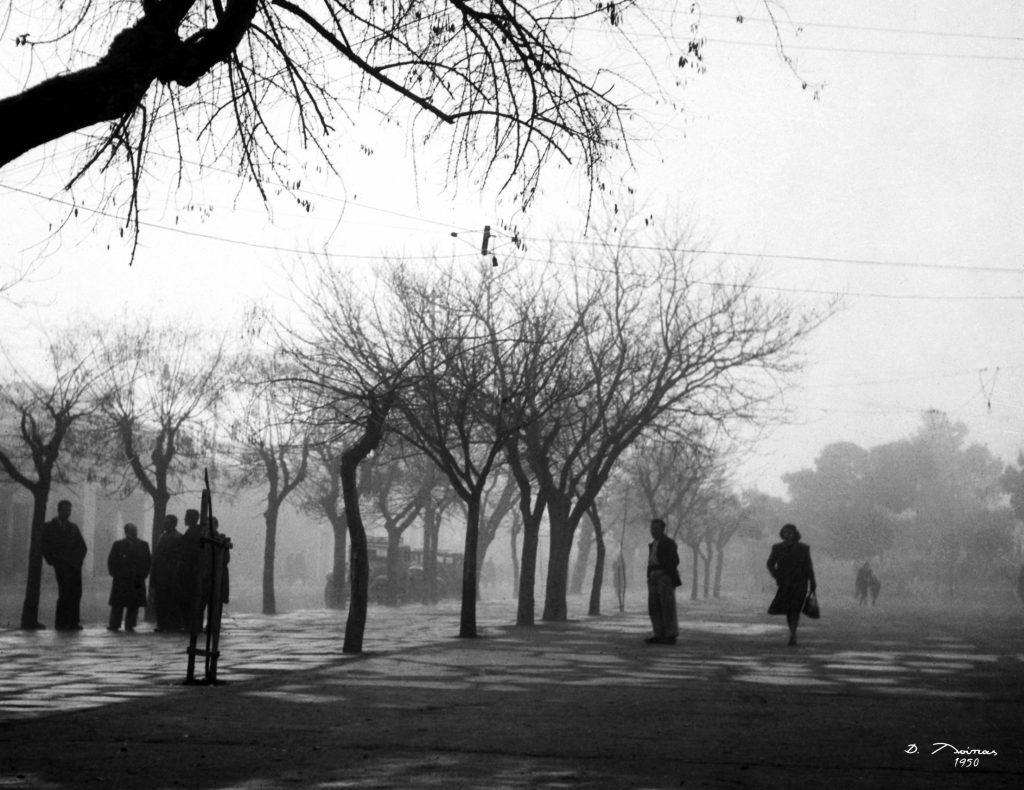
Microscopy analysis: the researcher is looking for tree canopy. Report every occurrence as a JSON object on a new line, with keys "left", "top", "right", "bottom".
{"left": 0, "top": 0, "right": 664, "bottom": 227}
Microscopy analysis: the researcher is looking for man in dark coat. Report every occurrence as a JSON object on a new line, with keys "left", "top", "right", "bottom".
{"left": 767, "top": 523, "right": 817, "bottom": 646}
{"left": 151, "top": 514, "right": 184, "bottom": 632}
{"left": 177, "top": 508, "right": 204, "bottom": 633}
{"left": 106, "top": 523, "right": 151, "bottom": 632}
{"left": 41, "top": 499, "right": 87, "bottom": 630}
{"left": 645, "top": 518, "right": 682, "bottom": 645}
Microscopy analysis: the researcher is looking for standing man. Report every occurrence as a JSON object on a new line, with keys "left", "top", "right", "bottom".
{"left": 177, "top": 508, "right": 203, "bottom": 632}
{"left": 41, "top": 500, "right": 87, "bottom": 631}
{"left": 645, "top": 518, "right": 682, "bottom": 645}
{"left": 151, "top": 514, "right": 183, "bottom": 632}
{"left": 106, "top": 523, "right": 151, "bottom": 632}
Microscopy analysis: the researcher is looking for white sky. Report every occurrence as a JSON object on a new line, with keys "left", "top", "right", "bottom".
{"left": 1, "top": 0, "right": 1022, "bottom": 498}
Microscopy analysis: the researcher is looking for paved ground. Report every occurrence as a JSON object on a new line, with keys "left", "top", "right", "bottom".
{"left": 1, "top": 595, "right": 1022, "bottom": 789}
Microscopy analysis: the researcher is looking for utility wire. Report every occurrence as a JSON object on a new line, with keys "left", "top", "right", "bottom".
{"left": 679, "top": 6, "right": 1024, "bottom": 43}
{"left": 0, "top": 183, "right": 480, "bottom": 262}
{"left": 6, "top": 181, "right": 1020, "bottom": 302}
{"left": 492, "top": 232, "right": 1024, "bottom": 277}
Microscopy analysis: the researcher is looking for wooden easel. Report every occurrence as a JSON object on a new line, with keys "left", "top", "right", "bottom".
{"left": 184, "top": 471, "right": 229, "bottom": 685}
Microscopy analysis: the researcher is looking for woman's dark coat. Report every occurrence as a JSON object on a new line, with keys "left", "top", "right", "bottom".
{"left": 107, "top": 536, "right": 152, "bottom": 607}
{"left": 767, "top": 540, "right": 815, "bottom": 615}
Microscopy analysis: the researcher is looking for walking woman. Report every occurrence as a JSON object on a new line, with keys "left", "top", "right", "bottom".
{"left": 767, "top": 523, "right": 816, "bottom": 646}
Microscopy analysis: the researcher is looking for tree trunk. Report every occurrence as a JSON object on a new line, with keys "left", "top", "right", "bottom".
{"left": 262, "top": 505, "right": 278, "bottom": 615}
{"left": 385, "top": 529, "right": 402, "bottom": 606}
{"left": 587, "top": 507, "right": 605, "bottom": 617}
{"left": 342, "top": 452, "right": 369, "bottom": 653}
{"left": 713, "top": 540, "right": 726, "bottom": 597}
{"left": 517, "top": 516, "right": 540, "bottom": 626}
{"left": 342, "top": 393, "right": 393, "bottom": 654}
{"left": 510, "top": 514, "right": 521, "bottom": 601}
{"left": 423, "top": 514, "right": 439, "bottom": 604}
{"left": 325, "top": 511, "right": 347, "bottom": 609}
{"left": 690, "top": 545, "right": 700, "bottom": 601}
{"left": 421, "top": 496, "right": 436, "bottom": 604}
{"left": 459, "top": 495, "right": 482, "bottom": 638}
{"left": 19, "top": 488, "right": 49, "bottom": 630}
{"left": 702, "top": 541, "right": 712, "bottom": 599}
{"left": 542, "top": 498, "right": 575, "bottom": 622}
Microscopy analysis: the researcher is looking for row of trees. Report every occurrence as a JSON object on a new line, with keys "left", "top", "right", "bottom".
{"left": 277, "top": 218, "right": 820, "bottom": 648}
{"left": 1, "top": 219, "right": 821, "bottom": 646}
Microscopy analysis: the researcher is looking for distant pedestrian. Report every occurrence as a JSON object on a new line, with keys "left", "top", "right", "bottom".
{"left": 106, "top": 523, "right": 151, "bottom": 632}
{"left": 41, "top": 500, "right": 87, "bottom": 631}
{"left": 855, "top": 562, "right": 875, "bottom": 605}
{"left": 767, "top": 523, "right": 817, "bottom": 646}
{"left": 613, "top": 552, "right": 627, "bottom": 613}
{"left": 151, "top": 514, "right": 184, "bottom": 632}
{"left": 645, "top": 518, "right": 681, "bottom": 645}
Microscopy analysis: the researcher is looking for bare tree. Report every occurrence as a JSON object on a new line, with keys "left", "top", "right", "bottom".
{"left": 486, "top": 270, "right": 595, "bottom": 626}
{"left": 278, "top": 261, "right": 418, "bottom": 652}
{"left": 0, "top": 0, "right": 656, "bottom": 249}
{"left": 361, "top": 447, "right": 432, "bottom": 606}
{"left": 301, "top": 442, "right": 348, "bottom": 609}
{"left": 584, "top": 500, "right": 606, "bottom": 616}
{"left": 508, "top": 215, "right": 825, "bottom": 622}
{"left": 631, "top": 435, "right": 720, "bottom": 600}
{"left": 339, "top": 390, "right": 395, "bottom": 652}
{"left": 0, "top": 329, "right": 106, "bottom": 629}
{"left": 477, "top": 471, "right": 516, "bottom": 597}
{"left": 382, "top": 263, "right": 519, "bottom": 638}
{"left": 418, "top": 472, "right": 461, "bottom": 604}
{"left": 89, "top": 320, "right": 228, "bottom": 552}
{"left": 226, "top": 352, "right": 310, "bottom": 615}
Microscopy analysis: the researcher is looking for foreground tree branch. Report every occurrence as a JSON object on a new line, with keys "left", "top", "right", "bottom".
{"left": 0, "top": 0, "right": 258, "bottom": 167}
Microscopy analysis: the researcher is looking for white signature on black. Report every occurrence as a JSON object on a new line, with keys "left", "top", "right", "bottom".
{"left": 904, "top": 743, "right": 997, "bottom": 768}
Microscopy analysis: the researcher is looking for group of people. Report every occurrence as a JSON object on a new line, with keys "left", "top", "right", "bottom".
{"left": 148, "top": 509, "right": 227, "bottom": 633}
{"left": 644, "top": 519, "right": 818, "bottom": 648}
{"left": 39, "top": 501, "right": 229, "bottom": 634}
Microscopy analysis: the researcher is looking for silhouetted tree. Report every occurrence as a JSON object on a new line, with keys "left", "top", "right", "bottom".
{"left": 362, "top": 447, "right": 432, "bottom": 605}
{"left": 0, "top": 330, "right": 105, "bottom": 629}
{"left": 1, "top": 0, "right": 655, "bottom": 252}
{"left": 227, "top": 352, "right": 310, "bottom": 615}
{"left": 90, "top": 320, "right": 228, "bottom": 551}
{"left": 301, "top": 443, "right": 348, "bottom": 609}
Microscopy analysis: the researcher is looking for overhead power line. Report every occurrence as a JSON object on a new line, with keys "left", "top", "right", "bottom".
{"left": 495, "top": 232, "right": 1024, "bottom": 277}
{"left": 0, "top": 183, "right": 479, "bottom": 262}
{"left": 710, "top": 35, "right": 1024, "bottom": 63}
{"left": 693, "top": 8, "right": 1024, "bottom": 44}
{"left": 6, "top": 181, "right": 1024, "bottom": 301}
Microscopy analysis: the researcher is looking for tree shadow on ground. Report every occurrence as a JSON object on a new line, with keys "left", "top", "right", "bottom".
{"left": 1, "top": 601, "right": 1022, "bottom": 789}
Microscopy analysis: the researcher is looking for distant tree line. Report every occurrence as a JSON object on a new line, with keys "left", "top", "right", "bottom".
{"left": 779, "top": 410, "right": 1022, "bottom": 599}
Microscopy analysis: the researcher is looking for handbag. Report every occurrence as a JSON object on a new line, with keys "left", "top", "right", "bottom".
{"left": 802, "top": 591, "right": 820, "bottom": 619}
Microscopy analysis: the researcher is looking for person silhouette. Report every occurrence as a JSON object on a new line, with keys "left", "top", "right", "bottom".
{"left": 41, "top": 500, "right": 87, "bottom": 631}
{"left": 151, "top": 514, "right": 184, "bottom": 632}
{"left": 106, "top": 523, "right": 151, "bottom": 632}
{"left": 767, "top": 524, "right": 817, "bottom": 646}
{"left": 645, "top": 519, "right": 681, "bottom": 645}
